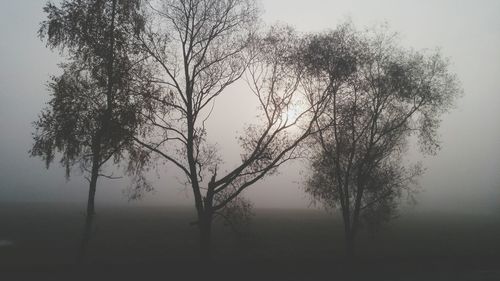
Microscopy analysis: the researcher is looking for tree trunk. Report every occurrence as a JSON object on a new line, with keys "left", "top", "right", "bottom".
{"left": 346, "top": 185, "right": 363, "bottom": 260}
{"left": 76, "top": 149, "right": 100, "bottom": 263}
{"left": 199, "top": 211, "right": 213, "bottom": 262}
{"left": 341, "top": 211, "right": 356, "bottom": 260}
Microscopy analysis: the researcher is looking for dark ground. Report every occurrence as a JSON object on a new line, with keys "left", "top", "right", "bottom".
{"left": 0, "top": 202, "right": 499, "bottom": 280}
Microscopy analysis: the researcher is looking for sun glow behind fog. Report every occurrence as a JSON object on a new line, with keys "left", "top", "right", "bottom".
{"left": 283, "top": 95, "right": 310, "bottom": 130}
{"left": 286, "top": 104, "right": 302, "bottom": 123}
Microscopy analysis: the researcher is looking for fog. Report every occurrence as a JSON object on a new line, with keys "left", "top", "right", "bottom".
{"left": 0, "top": 0, "right": 499, "bottom": 214}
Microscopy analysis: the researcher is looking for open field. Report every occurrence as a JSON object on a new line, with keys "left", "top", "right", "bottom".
{"left": 0, "top": 202, "right": 499, "bottom": 280}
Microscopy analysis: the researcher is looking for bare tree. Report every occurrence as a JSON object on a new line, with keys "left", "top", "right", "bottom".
{"left": 31, "top": 0, "right": 154, "bottom": 262}
{"left": 303, "top": 23, "right": 461, "bottom": 256}
{"left": 134, "top": 1, "right": 329, "bottom": 260}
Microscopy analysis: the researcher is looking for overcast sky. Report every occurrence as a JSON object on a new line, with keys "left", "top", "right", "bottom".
{"left": 0, "top": 0, "right": 499, "bottom": 214}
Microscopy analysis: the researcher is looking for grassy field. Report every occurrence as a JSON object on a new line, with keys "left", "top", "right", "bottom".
{"left": 0, "top": 202, "right": 499, "bottom": 280}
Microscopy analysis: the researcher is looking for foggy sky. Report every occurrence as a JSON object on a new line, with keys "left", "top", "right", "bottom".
{"left": 0, "top": 0, "right": 499, "bottom": 214}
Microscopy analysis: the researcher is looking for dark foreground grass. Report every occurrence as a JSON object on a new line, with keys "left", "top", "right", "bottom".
{"left": 0, "top": 202, "right": 499, "bottom": 280}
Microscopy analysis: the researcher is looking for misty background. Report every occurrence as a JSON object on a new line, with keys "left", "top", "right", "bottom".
{"left": 0, "top": 0, "right": 499, "bottom": 214}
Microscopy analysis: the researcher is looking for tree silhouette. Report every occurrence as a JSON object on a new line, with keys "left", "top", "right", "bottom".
{"left": 133, "top": 1, "right": 329, "bottom": 260}
{"left": 303, "top": 23, "right": 461, "bottom": 255}
{"left": 31, "top": 0, "right": 154, "bottom": 262}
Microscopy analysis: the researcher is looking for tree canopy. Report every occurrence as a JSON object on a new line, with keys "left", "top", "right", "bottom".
{"left": 31, "top": 0, "right": 156, "bottom": 261}
{"left": 303, "top": 23, "right": 461, "bottom": 252}
{"left": 32, "top": 0, "right": 152, "bottom": 185}
{"left": 131, "top": 0, "right": 332, "bottom": 259}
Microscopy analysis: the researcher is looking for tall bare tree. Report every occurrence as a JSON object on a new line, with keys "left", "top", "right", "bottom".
{"left": 31, "top": 0, "right": 154, "bottom": 261}
{"left": 303, "top": 23, "right": 461, "bottom": 255}
{"left": 134, "top": 1, "right": 329, "bottom": 259}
